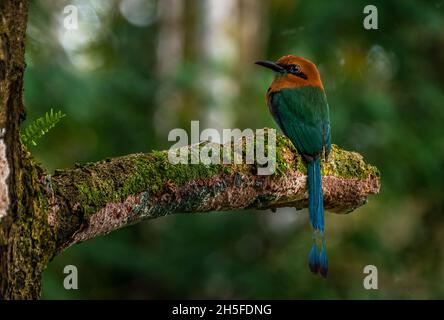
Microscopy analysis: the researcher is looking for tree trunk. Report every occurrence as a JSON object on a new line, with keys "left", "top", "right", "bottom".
{"left": 0, "top": 0, "right": 57, "bottom": 300}
{"left": 0, "top": 1, "right": 380, "bottom": 299}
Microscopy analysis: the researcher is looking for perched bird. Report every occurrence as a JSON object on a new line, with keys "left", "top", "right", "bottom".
{"left": 256, "top": 55, "right": 331, "bottom": 277}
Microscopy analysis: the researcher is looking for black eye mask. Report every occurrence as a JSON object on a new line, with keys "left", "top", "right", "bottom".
{"left": 281, "top": 63, "right": 308, "bottom": 79}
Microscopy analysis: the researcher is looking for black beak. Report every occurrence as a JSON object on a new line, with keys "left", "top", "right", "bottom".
{"left": 255, "top": 60, "right": 285, "bottom": 73}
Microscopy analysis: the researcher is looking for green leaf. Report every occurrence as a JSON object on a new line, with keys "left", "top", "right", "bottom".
{"left": 21, "top": 108, "right": 66, "bottom": 147}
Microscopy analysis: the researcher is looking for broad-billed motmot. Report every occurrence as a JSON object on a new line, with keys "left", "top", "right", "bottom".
{"left": 256, "top": 55, "right": 331, "bottom": 277}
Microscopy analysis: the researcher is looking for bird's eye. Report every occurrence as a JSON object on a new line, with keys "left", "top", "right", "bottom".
{"left": 289, "top": 64, "right": 301, "bottom": 74}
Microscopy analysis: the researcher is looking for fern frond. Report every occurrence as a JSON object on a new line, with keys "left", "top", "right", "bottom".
{"left": 21, "top": 109, "right": 66, "bottom": 147}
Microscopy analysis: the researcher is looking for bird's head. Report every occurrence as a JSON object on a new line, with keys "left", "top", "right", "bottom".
{"left": 255, "top": 55, "right": 323, "bottom": 92}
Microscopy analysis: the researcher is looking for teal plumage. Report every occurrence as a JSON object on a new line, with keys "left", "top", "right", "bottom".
{"left": 268, "top": 87, "right": 330, "bottom": 159}
{"left": 256, "top": 55, "right": 331, "bottom": 277}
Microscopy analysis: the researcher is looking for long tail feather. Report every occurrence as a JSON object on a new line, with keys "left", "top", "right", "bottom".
{"left": 307, "top": 158, "right": 328, "bottom": 277}
{"left": 315, "top": 159, "right": 324, "bottom": 233}
{"left": 319, "top": 241, "right": 328, "bottom": 278}
{"left": 307, "top": 159, "right": 318, "bottom": 230}
{"left": 307, "top": 158, "right": 323, "bottom": 232}
{"left": 308, "top": 240, "right": 320, "bottom": 274}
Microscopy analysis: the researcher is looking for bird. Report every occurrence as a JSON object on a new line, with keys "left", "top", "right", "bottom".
{"left": 255, "top": 55, "right": 331, "bottom": 277}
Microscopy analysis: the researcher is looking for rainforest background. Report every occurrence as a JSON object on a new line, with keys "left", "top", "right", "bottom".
{"left": 24, "top": 0, "right": 444, "bottom": 299}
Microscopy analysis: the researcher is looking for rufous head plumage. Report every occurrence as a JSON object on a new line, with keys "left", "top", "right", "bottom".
{"left": 255, "top": 55, "right": 324, "bottom": 93}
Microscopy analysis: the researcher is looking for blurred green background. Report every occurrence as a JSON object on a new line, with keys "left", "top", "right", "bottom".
{"left": 24, "top": 0, "right": 444, "bottom": 299}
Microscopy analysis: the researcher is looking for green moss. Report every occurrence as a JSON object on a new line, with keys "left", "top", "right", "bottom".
{"left": 57, "top": 149, "right": 227, "bottom": 218}
{"left": 275, "top": 132, "right": 302, "bottom": 175}
{"left": 220, "top": 127, "right": 298, "bottom": 176}
{"left": 321, "top": 144, "right": 380, "bottom": 180}
{"left": 273, "top": 133, "right": 379, "bottom": 180}
{"left": 151, "top": 150, "right": 223, "bottom": 185}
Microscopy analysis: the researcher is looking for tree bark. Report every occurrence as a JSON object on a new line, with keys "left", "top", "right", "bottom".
{"left": 0, "top": 0, "right": 381, "bottom": 299}
{"left": 0, "top": 0, "right": 56, "bottom": 299}
{"left": 47, "top": 140, "right": 379, "bottom": 254}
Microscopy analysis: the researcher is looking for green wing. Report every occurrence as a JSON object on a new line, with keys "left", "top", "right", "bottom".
{"left": 269, "top": 86, "right": 331, "bottom": 158}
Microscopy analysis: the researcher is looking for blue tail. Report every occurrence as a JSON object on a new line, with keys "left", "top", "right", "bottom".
{"left": 307, "top": 158, "right": 328, "bottom": 277}
{"left": 307, "top": 158, "right": 323, "bottom": 232}
{"left": 319, "top": 241, "right": 328, "bottom": 278}
{"left": 308, "top": 240, "right": 320, "bottom": 274}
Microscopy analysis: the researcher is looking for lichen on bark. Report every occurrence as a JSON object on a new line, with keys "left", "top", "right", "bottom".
{"left": 0, "top": 132, "right": 10, "bottom": 218}
{"left": 4, "top": 149, "right": 57, "bottom": 299}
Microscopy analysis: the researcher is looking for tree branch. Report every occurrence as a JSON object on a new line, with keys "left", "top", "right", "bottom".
{"left": 46, "top": 134, "right": 380, "bottom": 253}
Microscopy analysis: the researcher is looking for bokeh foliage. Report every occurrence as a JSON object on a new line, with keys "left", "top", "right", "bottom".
{"left": 23, "top": 0, "right": 444, "bottom": 298}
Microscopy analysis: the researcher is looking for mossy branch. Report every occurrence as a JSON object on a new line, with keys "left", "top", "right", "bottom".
{"left": 45, "top": 131, "right": 380, "bottom": 252}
